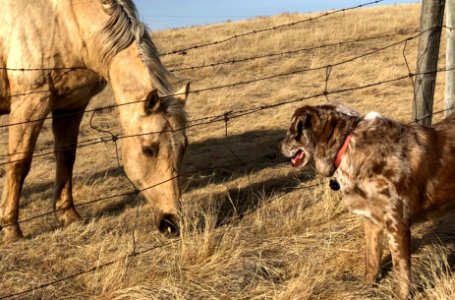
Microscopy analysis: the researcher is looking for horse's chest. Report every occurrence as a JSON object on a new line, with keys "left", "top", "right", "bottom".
{"left": 53, "top": 69, "right": 101, "bottom": 95}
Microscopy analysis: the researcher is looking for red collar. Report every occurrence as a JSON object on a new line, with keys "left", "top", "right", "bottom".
{"left": 334, "top": 134, "right": 352, "bottom": 169}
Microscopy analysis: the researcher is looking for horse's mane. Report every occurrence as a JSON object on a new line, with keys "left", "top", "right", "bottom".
{"left": 93, "top": 0, "right": 186, "bottom": 129}
{"left": 93, "top": 0, "right": 172, "bottom": 96}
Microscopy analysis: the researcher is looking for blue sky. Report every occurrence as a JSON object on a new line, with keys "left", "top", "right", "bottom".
{"left": 135, "top": 0, "right": 419, "bottom": 31}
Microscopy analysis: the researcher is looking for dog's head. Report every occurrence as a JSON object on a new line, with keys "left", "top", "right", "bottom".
{"left": 279, "top": 105, "right": 359, "bottom": 177}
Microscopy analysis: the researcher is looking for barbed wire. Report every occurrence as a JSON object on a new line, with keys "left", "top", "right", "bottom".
{"left": 3, "top": 23, "right": 448, "bottom": 134}
{"left": 1, "top": 57, "right": 453, "bottom": 228}
{"left": 1, "top": 62, "right": 454, "bottom": 168}
{"left": 159, "top": 0, "right": 385, "bottom": 56}
{"left": 2, "top": 57, "right": 452, "bottom": 245}
{"left": 0, "top": 103, "right": 317, "bottom": 299}
{"left": 0, "top": 66, "right": 86, "bottom": 71}
{"left": 0, "top": 28, "right": 426, "bottom": 131}
{"left": 0, "top": 180, "right": 323, "bottom": 300}
{"left": 1, "top": 9, "right": 454, "bottom": 298}
{"left": 168, "top": 30, "right": 418, "bottom": 73}
{"left": 408, "top": 106, "right": 455, "bottom": 124}
{"left": 1, "top": 86, "right": 452, "bottom": 299}
{"left": 0, "top": 0, "right": 384, "bottom": 76}
{"left": 0, "top": 29, "right": 419, "bottom": 162}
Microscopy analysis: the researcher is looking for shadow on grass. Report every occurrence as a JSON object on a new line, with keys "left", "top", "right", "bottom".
{"left": 18, "top": 128, "right": 316, "bottom": 237}
{"left": 212, "top": 170, "right": 315, "bottom": 227}
{"left": 181, "top": 128, "right": 289, "bottom": 191}
{"left": 87, "top": 128, "right": 316, "bottom": 222}
{"left": 21, "top": 129, "right": 289, "bottom": 207}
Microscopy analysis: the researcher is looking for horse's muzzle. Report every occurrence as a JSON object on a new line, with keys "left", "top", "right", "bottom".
{"left": 157, "top": 213, "right": 179, "bottom": 237}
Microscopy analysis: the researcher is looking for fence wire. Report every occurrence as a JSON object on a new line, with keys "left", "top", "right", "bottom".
{"left": 160, "top": 0, "right": 385, "bottom": 56}
{"left": 1, "top": 63, "right": 454, "bottom": 298}
{"left": 0, "top": 179, "right": 324, "bottom": 300}
{"left": 1, "top": 2, "right": 454, "bottom": 299}
{"left": 168, "top": 30, "right": 418, "bottom": 72}
{"left": 1, "top": 25, "right": 442, "bottom": 132}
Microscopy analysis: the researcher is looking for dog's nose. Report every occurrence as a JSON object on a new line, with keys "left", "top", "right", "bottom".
{"left": 277, "top": 139, "right": 288, "bottom": 157}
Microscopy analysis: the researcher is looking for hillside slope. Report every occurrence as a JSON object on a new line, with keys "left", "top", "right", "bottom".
{"left": 2, "top": 3, "right": 455, "bottom": 299}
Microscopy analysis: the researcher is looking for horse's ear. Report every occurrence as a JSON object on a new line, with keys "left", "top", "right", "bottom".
{"left": 174, "top": 82, "right": 190, "bottom": 106}
{"left": 144, "top": 89, "right": 160, "bottom": 114}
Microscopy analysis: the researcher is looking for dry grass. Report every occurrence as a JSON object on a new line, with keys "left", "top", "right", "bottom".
{"left": 2, "top": 3, "right": 455, "bottom": 299}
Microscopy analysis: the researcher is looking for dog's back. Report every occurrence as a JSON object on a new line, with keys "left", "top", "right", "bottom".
{"left": 433, "top": 111, "right": 455, "bottom": 130}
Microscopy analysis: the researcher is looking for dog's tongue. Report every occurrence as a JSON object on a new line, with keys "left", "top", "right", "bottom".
{"left": 291, "top": 151, "right": 305, "bottom": 167}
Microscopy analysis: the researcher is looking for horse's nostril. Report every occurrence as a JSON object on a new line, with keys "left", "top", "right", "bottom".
{"left": 158, "top": 214, "right": 179, "bottom": 236}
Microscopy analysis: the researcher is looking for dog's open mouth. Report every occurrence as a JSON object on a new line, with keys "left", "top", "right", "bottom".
{"left": 291, "top": 150, "right": 305, "bottom": 167}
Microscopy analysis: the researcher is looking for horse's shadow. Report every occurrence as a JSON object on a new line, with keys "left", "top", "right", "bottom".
{"left": 19, "top": 167, "right": 126, "bottom": 209}
{"left": 181, "top": 129, "right": 289, "bottom": 191}
{"left": 93, "top": 129, "right": 316, "bottom": 221}
{"left": 211, "top": 170, "right": 314, "bottom": 227}
{"left": 21, "top": 129, "right": 288, "bottom": 199}
{"left": 19, "top": 129, "right": 315, "bottom": 230}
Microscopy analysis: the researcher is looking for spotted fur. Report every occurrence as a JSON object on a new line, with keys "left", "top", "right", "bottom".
{"left": 279, "top": 104, "right": 455, "bottom": 299}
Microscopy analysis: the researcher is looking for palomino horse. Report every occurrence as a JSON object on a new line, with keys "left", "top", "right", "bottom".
{"left": 0, "top": 0, "right": 189, "bottom": 242}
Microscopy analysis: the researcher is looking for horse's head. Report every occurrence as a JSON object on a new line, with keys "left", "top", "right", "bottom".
{"left": 88, "top": 0, "right": 191, "bottom": 235}
{"left": 121, "top": 83, "right": 190, "bottom": 236}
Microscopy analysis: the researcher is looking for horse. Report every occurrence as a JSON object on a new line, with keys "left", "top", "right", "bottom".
{"left": 0, "top": 0, "right": 189, "bottom": 243}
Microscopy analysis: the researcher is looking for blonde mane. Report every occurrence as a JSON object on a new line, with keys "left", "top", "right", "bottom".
{"left": 93, "top": 0, "right": 172, "bottom": 95}
{"left": 92, "top": 0, "right": 186, "bottom": 127}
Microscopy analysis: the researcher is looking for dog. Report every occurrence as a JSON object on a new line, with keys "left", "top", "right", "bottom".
{"left": 279, "top": 104, "right": 455, "bottom": 299}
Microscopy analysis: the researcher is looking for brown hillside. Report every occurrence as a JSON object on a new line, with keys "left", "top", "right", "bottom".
{"left": 2, "top": 3, "right": 455, "bottom": 299}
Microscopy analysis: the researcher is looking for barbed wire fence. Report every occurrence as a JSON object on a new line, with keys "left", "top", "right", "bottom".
{"left": 0, "top": 0, "right": 453, "bottom": 298}
{"left": 159, "top": 0, "right": 385, "bottom": 56}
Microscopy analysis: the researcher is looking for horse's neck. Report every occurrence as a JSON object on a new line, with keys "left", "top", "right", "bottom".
{"left": 107, "top": 44, "right": 152, "bottom": 130}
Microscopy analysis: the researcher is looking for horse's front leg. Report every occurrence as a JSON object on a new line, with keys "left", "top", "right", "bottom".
{"left": 1, "top": 94, "right": 51, "bottom": 243}
{"left": 51, "top": 107, "right": 86, "bottom": 226}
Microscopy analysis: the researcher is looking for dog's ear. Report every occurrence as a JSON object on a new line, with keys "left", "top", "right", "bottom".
{"left": 289, "top": 113, "right": 309, "bottom": 140}
{"left": 294, "top": 113, "right": 312, "bottom": 138}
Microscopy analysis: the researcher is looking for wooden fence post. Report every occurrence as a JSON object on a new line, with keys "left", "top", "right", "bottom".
{"left": 445, "top": 0, "right": 455, "bottom": 117}
{"left": 413, "top": 0, "right": 445, "bottom": 125}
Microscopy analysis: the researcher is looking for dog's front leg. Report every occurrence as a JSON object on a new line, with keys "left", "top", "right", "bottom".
{"left": 386, "top": 221, "right": 411, "bottom": 300}
{"left": 363, "top": 219, "right": 384, "bottom": 284}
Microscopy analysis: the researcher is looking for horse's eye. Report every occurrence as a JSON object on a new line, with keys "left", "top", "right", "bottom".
{"left": 142, "top": 145, "right": 158, "bottom": 157}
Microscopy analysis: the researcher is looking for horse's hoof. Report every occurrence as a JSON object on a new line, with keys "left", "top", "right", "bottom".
{"left": 56, "top": 207, "right": 81, "bottom": 226}
{"left": 2, "top": 226, "right": 24, "bottom": 244}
